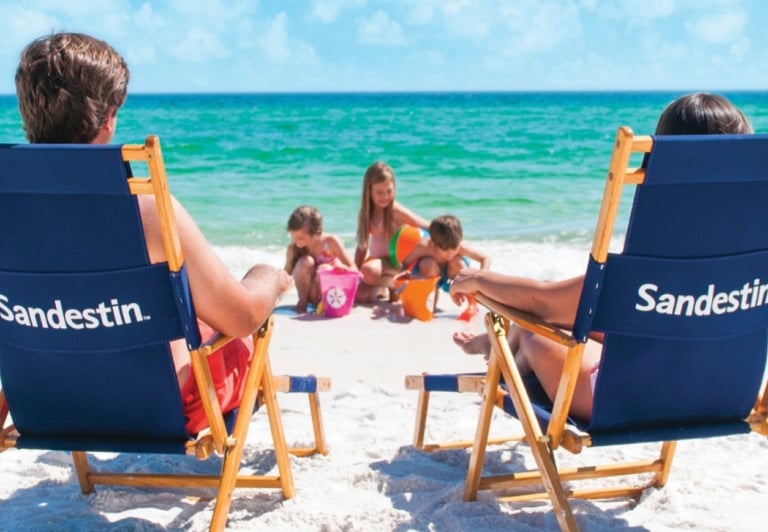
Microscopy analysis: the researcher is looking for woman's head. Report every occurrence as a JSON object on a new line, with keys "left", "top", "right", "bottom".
{"left": 656, "top": 93, "right": 752, "bottom": 135}
{"left": 15, "top": 32, "right": 129, "bottom": 144}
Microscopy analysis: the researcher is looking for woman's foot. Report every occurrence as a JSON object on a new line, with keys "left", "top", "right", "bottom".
{"left": 452, "top": 331, "right": 491, "bottom": 356}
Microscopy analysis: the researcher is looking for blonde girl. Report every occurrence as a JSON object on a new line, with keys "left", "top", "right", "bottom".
{"left": 354, "top": 161, "right": 429, "bottom": 300}
{"left": 285, "top": 205, "right": 356, "bottom": 314}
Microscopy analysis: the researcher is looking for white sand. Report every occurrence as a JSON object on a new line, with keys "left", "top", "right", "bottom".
{"left": 2, "top": 292, "right": 768, "bottom": 531}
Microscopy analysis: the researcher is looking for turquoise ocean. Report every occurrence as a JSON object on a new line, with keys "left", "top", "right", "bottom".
{"left": 1, "top": 92, "right": 766, "bottom": 280}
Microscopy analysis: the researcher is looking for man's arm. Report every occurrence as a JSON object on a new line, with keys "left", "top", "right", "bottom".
{"left": 167, "top": 196, "right": 291, "bottom": 338}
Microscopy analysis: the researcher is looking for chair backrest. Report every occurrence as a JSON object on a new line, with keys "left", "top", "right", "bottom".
{"left": 0, "top": 142, "right": 200, "bottom": 453}
{"left": 574, "top": 134, "right": 768, "bottom": 444}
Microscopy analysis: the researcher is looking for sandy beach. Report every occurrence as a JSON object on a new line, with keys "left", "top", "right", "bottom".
{"left": 2, "top": 290, "right": 768, "bottom": 531}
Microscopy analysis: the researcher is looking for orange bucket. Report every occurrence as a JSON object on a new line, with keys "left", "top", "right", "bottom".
{"left": 395, "top": 276, "right": 439, "bottom": 321}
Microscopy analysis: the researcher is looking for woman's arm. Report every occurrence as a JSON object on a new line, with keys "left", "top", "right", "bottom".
{"left": 450, "top": 268, "right": 584, "bottom": 326}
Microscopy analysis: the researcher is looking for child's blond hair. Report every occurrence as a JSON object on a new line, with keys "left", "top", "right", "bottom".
{"left": 356, "top": 161, "right": 396, "bottom": 249}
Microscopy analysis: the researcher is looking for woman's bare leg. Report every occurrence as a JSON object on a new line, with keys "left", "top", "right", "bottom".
{"left": 515, "top": 331, "right": 601, "bottom": 420}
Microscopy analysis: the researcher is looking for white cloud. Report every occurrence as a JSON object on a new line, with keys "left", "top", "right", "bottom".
{"left": 131, "top": 2, "right": 165, "bottom": 31}
{"left": 623, "top": 0, "right": 676, "bottom": 19}
{"left": 310, "top": 0, "right": 365, "bottom": 23}
{"left": 498, "top": 1, "right": 582, "bottom": 55}
{"left": 686, "top": 9, "right": 747, "bottom": 44}
{"left": 171, "top": 29, "right": 229, "bottom": 63}
{"left": 260, "top": 13, "right": 292, "bottom": 62}
{"left": 259, "top": 13, "right": 317, "bottom": 64}
{"left": 403, "top": 0, "right": 488, "bottom": 38}
{"left": 729, "top": 36, "right": 750, "bottom": 59}
{"left": 356, "top": 10, "right": 407, "bottom": 45}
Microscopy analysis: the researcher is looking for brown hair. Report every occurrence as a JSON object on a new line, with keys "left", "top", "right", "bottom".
{"left": 287, "top": 205, "right": 323, "bottom": 235}
{"left": 286, "top": 205, "right": 323, "bottom": 268}
{"left": 429, "top": 215, "right": 463, "bottom": 250}
{"left": 356, "top": 161, "right": 397, "bottom": 249}
{"left": 655, "top": 92, "right": 752, "bottom": 135}
{"left": 15, "top": 32, "right": 129, "bottom": 143}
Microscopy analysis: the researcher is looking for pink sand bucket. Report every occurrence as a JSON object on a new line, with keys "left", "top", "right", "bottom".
{"left": 317, "top": 268, "right": 362, "bottom": 317}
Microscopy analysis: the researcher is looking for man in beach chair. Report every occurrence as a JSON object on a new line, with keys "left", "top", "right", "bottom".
{"left": 407, "top": 95, "right": 768, "bottom": 530}
{"left": 0, "top": 134, "right": 335, "bottom": 530}
{"left": 0, "top": 32, "right": 330, "bottom": 531}
{"left": 0, "top": 134, "right": 332, "bottom": 531}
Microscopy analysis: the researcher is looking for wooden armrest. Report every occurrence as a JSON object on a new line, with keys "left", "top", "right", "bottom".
{"left": 197, "top": 318, "right": 273, "bottom": 358}
{"left": 404, "top": 374, "right": 485, "bottom": 393}
{"left": 197, "top": 333, "right": 237, "bottom": 357}
{"left": 273, "top": 375, "right": 332, "bottom": 393}
{"left": 475, "top": 293, "right": 577, "bottom": 348}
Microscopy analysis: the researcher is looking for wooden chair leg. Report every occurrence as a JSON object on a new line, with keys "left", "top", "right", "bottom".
{"left": 260, "top": 357, "right": 294, "bottom": 498}
{"left": 413, "top": 390, "right": 430, "bottom": 449}
{"left": 653, "top": 441, "right": 677, "bottom": 487}
{"left": 463, "top": 354, "right": 501, "bottom": 501}
{"left": 308, "top": 392, "right": 328, "bottom": 455}
{"left": 488, "top": 311, "right": 578, "bottom": 531}
{"left": 210, "top": 320, "right": 294, "bottom": 532}
{"left": 72, "top": 451, "right": 95, "bottom": 494}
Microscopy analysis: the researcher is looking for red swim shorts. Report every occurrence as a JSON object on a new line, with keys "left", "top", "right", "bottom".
{"left": 180, "top": 322, "right": 253, "bottom": 435}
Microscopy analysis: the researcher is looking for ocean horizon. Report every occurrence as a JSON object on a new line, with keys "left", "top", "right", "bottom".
{"left": 2, "top": 91, "right": 766, "bottom": 280}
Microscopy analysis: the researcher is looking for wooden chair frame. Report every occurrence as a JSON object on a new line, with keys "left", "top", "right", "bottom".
{"left": 407, "top": 128, "right": 768, "bottom": 531}
{"left": 0, "top": 136, "right": 327, "bottom": 531}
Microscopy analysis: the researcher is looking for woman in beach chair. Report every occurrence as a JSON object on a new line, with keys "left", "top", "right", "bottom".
{"left": 450, "top": 92, "right": 753, "bottom": 420}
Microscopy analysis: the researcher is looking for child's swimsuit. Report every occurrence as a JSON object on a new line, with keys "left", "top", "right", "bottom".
{"left": 411, "top": 256, "right": 471, "bottom": 292}
{"left": 316, "top": 242, "right": 337, "bottom": 266}
{"left": 367, "top": 219, "right": 391, "bottom": 259}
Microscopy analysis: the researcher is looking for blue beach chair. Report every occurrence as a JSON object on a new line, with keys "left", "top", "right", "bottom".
{"left": 0, "top": 137, "right": 329, "bottom": 531}
{"left": 409, "top": 128, "right": 768, "bottom": 531}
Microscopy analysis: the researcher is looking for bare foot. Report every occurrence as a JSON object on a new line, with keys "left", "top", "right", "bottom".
{"left": 452, "top": 331, "right": 491, "bottom": 356}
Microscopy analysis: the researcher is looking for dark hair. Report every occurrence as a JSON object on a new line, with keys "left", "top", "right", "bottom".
{"left": 429, "top": 215, "right": 463, "bottom": 250}
{"left": 15, "top": 32, "right": 129, "bottom": 143}
{"left": 287, "top": 205, "right": 323, "bottom": 236}
{"left": 655, "top": 92, "right": 752, "bottom": 135}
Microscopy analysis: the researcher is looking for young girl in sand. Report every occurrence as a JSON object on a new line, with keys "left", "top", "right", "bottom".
{"left": 354, "top": 161, "right": 430, "bottom": 301}
{"left": 285, "top": 205, "right": 357, "bottom": 314}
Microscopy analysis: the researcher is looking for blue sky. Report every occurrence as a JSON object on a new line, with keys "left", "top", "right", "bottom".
{"left": 0, "top": 0, "right": 766, "bottom": 94}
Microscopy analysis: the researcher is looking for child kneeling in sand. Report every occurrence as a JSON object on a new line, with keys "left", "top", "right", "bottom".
{"left": 285, "top": 205, "right": 358, "bottom": 314}
{"left": 398, "top": 215, "right": 490, "bottom": 316}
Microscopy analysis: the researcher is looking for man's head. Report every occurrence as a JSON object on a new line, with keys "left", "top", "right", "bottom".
{"left": 15, "top": 32, "right": 129, "bottom": 143}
